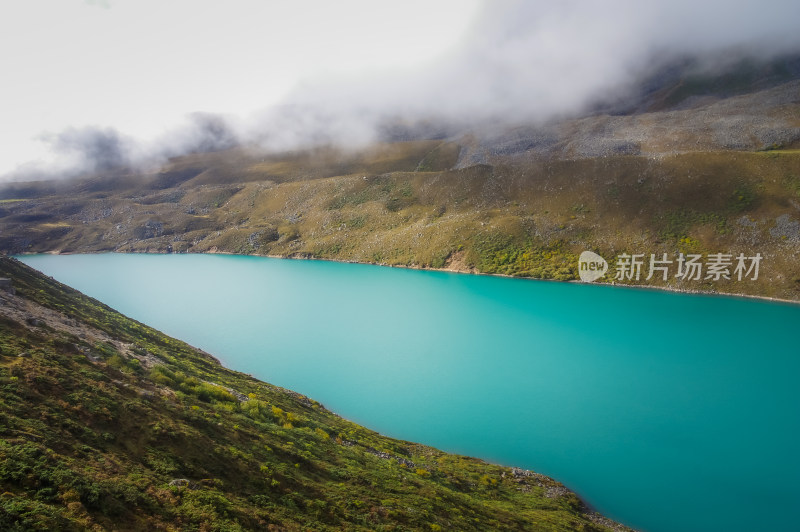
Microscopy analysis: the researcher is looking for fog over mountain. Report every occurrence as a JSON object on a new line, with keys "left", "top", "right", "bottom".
{"left": 4, "top": 0, "right": 800, "bottom": 180}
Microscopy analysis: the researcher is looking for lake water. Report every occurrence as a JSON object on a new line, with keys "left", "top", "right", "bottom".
{"left": 18, "top": 253, "right": 800, "bottom": 532}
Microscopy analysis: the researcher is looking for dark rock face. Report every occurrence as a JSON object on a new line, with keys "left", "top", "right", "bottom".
{"left": 133, "top": 220, "right": 165, "bottom": 239}
{"left": 0, "top": 278, "right": 14, "bottom": 295}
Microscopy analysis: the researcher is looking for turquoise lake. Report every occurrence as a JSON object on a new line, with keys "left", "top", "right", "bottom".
{"left": 18, "top": 253, "right": 800, "bottom": 532}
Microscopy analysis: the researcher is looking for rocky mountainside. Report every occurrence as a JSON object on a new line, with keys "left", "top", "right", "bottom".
{"left": 0, "top": 256, "right": 630, "bottom": 531}
{"left": 457, "top": 80, "right": 800, "bottom": 165}
{"left": 1, "top": 59, "right": 799, "bottom": 301}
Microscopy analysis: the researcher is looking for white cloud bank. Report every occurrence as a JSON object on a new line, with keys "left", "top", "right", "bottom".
{"left": 2, "top": 0, "right": 800, "bottom": 180}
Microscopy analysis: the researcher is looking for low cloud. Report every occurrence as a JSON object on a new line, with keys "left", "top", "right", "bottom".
{"left": 239, "top": 0, "right": 800, "bottom": 154}
{"left": 6, "top": 0, "right": 800, "bottom": 181}
{"left": 6, "top": 114, "right": 242, "bottom": 182}
{"left": 41, "top": 126, "right": 137, "bottom": 172}
{"left": 159, "top": 113, "right": 241, "bottom": 157}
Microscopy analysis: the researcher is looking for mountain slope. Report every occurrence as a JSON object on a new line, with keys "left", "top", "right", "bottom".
{"left": 1, "top": 77, "right": 799, "bottom": 301}
{"left": 0, "top": 256, "right": 629, "bottom": 531}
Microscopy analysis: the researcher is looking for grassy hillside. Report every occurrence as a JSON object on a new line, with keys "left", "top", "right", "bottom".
{"left": 0, "top": 257, "right": 629, "bottom": 531}
{"left": 1, "top": 80, "right": 799, "bottom": 301}
{"left": 2, "top": 147, "right": 800, "bottom": 300}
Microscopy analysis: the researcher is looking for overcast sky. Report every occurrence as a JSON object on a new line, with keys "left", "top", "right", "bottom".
{"left": 2, "top": 0, "right": 800, "bottom": 180}
{"left": 0, "top": 0, "right": 480, "bottom": 177}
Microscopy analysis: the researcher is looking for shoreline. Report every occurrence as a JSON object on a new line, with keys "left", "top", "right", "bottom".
{"left": 1, "top": 255, "right": 636, "bottom": 532}
{"left": 3, "top": 253, "right": 638, "bottom": 531}
{"left": 25, "top": 247, "right": 800, "bottom": 306}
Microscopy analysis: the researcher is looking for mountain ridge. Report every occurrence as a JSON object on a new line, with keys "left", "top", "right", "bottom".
{"left": 1, "top": 67, "right": 799, "bottom": 301}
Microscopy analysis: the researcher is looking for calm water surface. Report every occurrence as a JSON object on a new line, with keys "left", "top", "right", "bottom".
{"left": 19, "top": 253, "right": 800, "bottom": 532}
